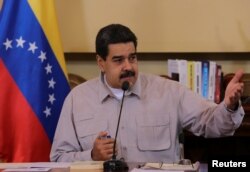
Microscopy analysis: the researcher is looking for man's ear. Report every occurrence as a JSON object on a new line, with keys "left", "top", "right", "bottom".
{"left": 96, "top": 55, "right": 105, "bottom": 73}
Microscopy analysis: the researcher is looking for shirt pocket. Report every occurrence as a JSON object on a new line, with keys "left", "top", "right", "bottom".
{"left": 75, "top": 114, "right": 108, "bottom": 150}
{"left": 136, "top": 113, "right": 171, "bottom": 151}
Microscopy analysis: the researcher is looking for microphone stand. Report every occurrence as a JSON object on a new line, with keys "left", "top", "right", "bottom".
{"left": 103, "top": 82, "right": 129, "bottom": 172}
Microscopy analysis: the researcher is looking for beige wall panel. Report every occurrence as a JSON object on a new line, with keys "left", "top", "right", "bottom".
{"left": 53, "top": 0, "right": 250, "bottom": 52}
{"left": 1, "top": 0, "right": 250, "bottom": 52}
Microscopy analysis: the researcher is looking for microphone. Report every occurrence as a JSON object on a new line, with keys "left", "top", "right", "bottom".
{"left": 103, "top": 81, "right": 129, "bottom": 172}
{"left": 121, "top": 81, "right": 130, "bottom": 92}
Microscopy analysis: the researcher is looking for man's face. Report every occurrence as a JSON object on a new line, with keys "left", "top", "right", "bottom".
{"left": 97, "top": 42, "right": 138, "bottom": 89}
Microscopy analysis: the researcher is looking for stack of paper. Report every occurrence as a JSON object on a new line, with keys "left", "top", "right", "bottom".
{"left": 70, "top": 161, "right": 104, "bottom": 172}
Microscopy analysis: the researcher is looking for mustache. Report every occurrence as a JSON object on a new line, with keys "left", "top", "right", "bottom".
{"left": 120, "top": 70, "right": 135, "bottom": 79}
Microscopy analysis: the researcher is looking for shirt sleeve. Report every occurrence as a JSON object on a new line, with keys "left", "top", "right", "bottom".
{"left": 222, "top": 100, "right": 245, "bottom": 130}
{"left": 178, "top": 85, "right": 245, "bottom": 138}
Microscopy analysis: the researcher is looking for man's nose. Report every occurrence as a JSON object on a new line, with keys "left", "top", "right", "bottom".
{"left": 123, "top": 58, "right": 133, "bottom": 70}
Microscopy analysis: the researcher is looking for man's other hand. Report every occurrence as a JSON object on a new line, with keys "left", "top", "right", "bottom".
{"left": 224, "top": 69, "right": 244, "bottom": 111}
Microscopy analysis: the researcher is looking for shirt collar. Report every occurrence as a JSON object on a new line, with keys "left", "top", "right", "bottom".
{"left": 130, "top": 73, "right": 141, "bottom": 99}
{"left": 98, "top": 73, "right": 142, "bottom": 103}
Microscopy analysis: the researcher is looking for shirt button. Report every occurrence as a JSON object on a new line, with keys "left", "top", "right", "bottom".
{"left": 121, "top": 126, "right": 125, "bottom": 129}
{"left": 123, "top": 147, "right": 127, "bottom": 151}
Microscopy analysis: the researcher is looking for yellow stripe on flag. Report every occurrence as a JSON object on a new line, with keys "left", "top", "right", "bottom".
{"left": 28, "top": 0, "right": 68, "bottom": 78}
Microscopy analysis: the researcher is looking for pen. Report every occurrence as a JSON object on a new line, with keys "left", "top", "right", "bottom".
{"left": 98, "top": 135, "right": 111, "bottom": 140}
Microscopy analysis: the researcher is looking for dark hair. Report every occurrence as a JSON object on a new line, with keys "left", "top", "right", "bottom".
{"left": 95, "top": 24, "right": 137, "bottom": 60}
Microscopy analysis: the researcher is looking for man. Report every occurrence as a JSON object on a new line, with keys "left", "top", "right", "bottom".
{"left": 50, "top": 24, "right": 245, "bottom": 163}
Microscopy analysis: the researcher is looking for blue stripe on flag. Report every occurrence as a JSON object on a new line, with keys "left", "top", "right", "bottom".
{"left": 0, "top": 0, "right": 70, "bottom": 142}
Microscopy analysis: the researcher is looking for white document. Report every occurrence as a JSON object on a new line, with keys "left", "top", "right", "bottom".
{"left": 0, "top": 162, "right": 71, "bottom": 169}
{"left": 131, "top": 161, "right": 200, "bottom": 172}
{"left": 3, "top": 168, "right": 51, "bottom": 172}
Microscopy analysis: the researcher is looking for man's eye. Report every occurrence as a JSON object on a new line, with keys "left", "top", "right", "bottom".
{"left": 113, "top": 58, "right": 123, "bottom": 63}
{"left": 129, "top": 55, "right": 137, "bottom": 62}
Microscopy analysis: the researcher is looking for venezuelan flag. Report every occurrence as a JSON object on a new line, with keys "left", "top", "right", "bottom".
{"left": 0, "top": 0, "right": 70, "bottom": 162}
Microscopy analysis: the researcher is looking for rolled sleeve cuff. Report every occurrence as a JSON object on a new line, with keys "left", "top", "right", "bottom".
{"left": 222, "top": 101, "right": 245, "bottom": 129}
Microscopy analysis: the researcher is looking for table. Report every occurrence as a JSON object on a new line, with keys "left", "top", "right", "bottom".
{"left": 0, "top": 162, "right": 208, "bottom": 172}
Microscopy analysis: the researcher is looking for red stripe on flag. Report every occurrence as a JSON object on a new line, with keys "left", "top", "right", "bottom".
{"left": 0, "top": 59, "right": 51, "bottom": 162}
